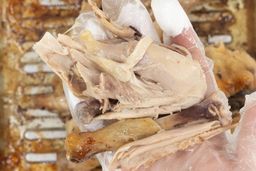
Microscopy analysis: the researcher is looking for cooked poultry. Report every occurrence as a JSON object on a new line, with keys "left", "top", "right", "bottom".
{"left": 66, "top": 118, "right": 161, "bottom": 162}
{"left": 206, "top": 44, "right": 256, "bottom": 97}
{"left": 66, "top": 116, "right": 238, "bottom": 167}
{"left": 65, "top": 92, "right": 238, "bottom": 163}
{"left": 33, "top": 0, "right": 235, "bottom": 170}
{"left": 34, "top": 32, "right": 211, "bottom": 121}
{"left": 33, "top": 27, "right": 232, "bottom": 170}
{"left": 111, "top": 118, "right": 238, "bottom": 170}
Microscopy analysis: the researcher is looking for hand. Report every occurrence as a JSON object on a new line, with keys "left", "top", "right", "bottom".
{"left": 139, "top": 92, "right": 256, "bottom": 171}
{"left": 134, "top": 1, "right": 256, "bottom": 170}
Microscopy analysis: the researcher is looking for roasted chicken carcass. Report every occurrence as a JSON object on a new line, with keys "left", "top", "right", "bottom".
{"left": 206, "top": 44, "right": 256, "bottom": 97}
{"left": 33, "top": 0, "right": 236, "bottom": 170}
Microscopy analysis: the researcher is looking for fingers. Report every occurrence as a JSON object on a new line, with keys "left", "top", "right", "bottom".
{"left": 102, "top": 0, "right": 160, "bottom": 41}
{"left": 151, "top": 0, "right": 191, "bottom": 37}
{"left": 235, "top": 92, "right": 256, "bottom": 170}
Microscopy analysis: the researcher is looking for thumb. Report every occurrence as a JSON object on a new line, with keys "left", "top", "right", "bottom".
{"left": 235, "top": 92, "right": 256, "bottom": 170}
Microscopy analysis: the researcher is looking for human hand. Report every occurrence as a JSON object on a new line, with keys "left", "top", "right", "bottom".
{"left": 138, "top": 92, "right": 256, "bottom": 171}
{"left": 137, "top": 1, "right": 256, "bottom": 170}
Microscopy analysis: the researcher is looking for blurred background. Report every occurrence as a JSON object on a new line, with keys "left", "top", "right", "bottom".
{"left": 0, "top": 0, "right": 255, "bottom": 170}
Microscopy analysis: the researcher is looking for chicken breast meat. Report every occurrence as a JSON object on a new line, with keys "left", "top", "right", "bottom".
{"left": 33, "top": 1, "right": 234, "bottom": 170}
{"left": 34, "top": 31, "right": 210, "bottom": 120}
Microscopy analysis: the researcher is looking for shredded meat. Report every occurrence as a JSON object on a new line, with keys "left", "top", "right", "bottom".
{"left": 34, "top": 32, "right": 209, "bottom": 120}
{"left": 32, "top": 3, "right": 236, "bottom": 169}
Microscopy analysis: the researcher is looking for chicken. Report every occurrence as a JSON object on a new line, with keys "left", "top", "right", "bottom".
{"left": 34, "top": 29, "right": 233, "bottom": 171}
{"left": 33, "top": 0, "right": 234, "bottom": 170}
{"left": 34, "top": 31, "right": 210, "bottom": 121}
{"left": 111, "top": 119, "right": 237, "bottom": 170}
{"left": 206, "top": 44, "right": 256, "bottom": 97}
{"left": 65, "top": 98, "right": 236, "bottom": 164}
{"left": 66, "top": 118, "right": 161, "bottom": 162}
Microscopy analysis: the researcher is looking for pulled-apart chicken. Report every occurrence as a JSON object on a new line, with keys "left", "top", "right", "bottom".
{"left": 33, "top": 0, "right": 235, "bottom": 170}
{"left": 34, "top": 32, "right": 209, "bottom": 121}
{"left": 34, "top": 31, "right": 233, "bottom": 170}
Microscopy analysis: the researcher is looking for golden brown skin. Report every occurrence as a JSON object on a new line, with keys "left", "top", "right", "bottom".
{"left": 65, "top": 118, "right": 161, "bottom": 162}
{"left": 206, "top": 44, "right": 256, "bottom": 97}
